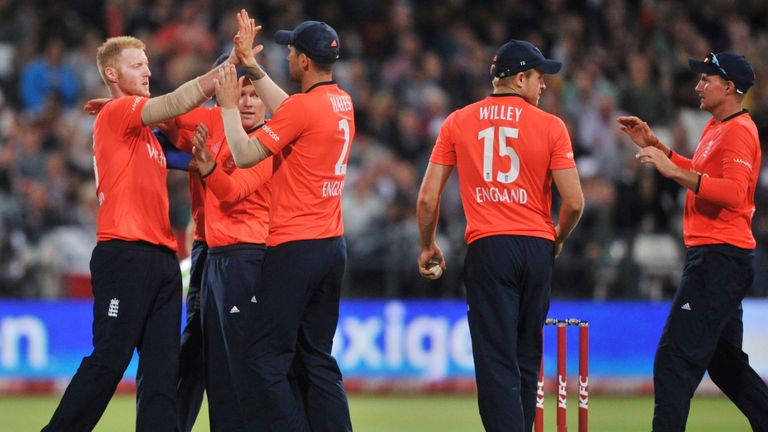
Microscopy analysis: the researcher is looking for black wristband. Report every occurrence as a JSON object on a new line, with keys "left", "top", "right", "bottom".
{"left": 200, "top": 163, "right": 217, "bottom": 179}
{"left": 694, "top": 173, "right": 702, "bottom": 194}
{"left": 666, "top": 147, "right": 673, "bottom": 158}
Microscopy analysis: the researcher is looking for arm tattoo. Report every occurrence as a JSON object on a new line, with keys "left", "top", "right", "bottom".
{"left": 244, "top": 65, "right": 265, "bottom": 81}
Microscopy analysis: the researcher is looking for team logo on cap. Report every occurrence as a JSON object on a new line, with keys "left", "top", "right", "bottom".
{"left": 331, "top": 40, "right": 338, "bottom": 47}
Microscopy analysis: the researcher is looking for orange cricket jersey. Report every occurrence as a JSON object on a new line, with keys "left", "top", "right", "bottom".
{"left": 176, "top": 107, "right": 271, "bottom": 247}
{"left": 254, "top": 82, "right": 354, "bottom": 246}
{"left": 93, "top": 96, "right": 177, "bottom": 250}
{"left": 172, "top": 110, "right": 207, "bottom": 242}
{"left": 430, "top": 94, "right": 576, "bottom": 244}
{"left": 677, "top": 111, "right": 760, "bottom": 249}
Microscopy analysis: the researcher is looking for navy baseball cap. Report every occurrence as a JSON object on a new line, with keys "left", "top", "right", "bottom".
{"left": 274, "top": 21, "right": 340, "bottom": 64}
{"left": 213, "top": 53, "right": 246, "bottom": 78}
{"left": 492, "top": 40, "right": 562, "bottom": 78}
{"left": 689, "top": 52, "right": 755, "bottom": 94}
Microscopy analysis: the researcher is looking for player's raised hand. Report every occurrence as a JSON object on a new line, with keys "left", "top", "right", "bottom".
{"left": 234, "top": 9, "right": 264, "bottom": 68}
{"left": 191, "top": 123, "right": 215, "bottom": 176}
{"left": 214, "top": 64, "right": 240, "bottom": 109}
{"left": 617, "top": 115, "right": 662, "bottom": 149}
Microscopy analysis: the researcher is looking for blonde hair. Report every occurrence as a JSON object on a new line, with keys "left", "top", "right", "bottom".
{"left": 96, "top": 36, "right": 145, "bottom": 84}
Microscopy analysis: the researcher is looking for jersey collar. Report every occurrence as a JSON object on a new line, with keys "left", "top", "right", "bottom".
{"left": 489, "top": 93, "right": 525, "bottom": 99}
{"left": 246, "top": 122, "right": 266, "bottom": 134}
{"left": 720, "top": 109, "right": 749, "bottom": 124}
{"left": 305, "top": 80, "right": 336, "bottom": 93}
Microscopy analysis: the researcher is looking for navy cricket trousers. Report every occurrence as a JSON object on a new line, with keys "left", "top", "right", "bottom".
{"left": 177, "top": 240, "right": 208, "bottom": 432}
{"left": 202, "top": 243, "right": 266, "bottom": 432}
{"left": 243, "top": 237, "right": 352, "bottom": 432}
{"left": 43, "top": 240, "right": 182, "bottom": 432}
{"left": 653, "top": 244, "right": 768, "bottom": 432}
{"left": 463, "top": 235, "right": 553, "bottom": 432}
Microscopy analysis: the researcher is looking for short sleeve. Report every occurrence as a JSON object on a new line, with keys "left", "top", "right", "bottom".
{"left": 429, "top": 112, "right": 458, "bottom": 166}
{"left": 100, "top": 96, "right": 148, "bottom": 139}
{"left": 255, "top": 95, "right": 308, "bottom": 154}
{"left": 548, "top": 116, "right": 576, "bottom": 170}
{"left": 720, "top": 124, "right": 758, "bottom": 177}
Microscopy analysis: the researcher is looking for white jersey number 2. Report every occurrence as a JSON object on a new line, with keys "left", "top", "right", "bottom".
{"left": 335, "top": 119, "right": 351, "bottom": 175}
{"left": 479, "top": 126, "right": 520, "bottom": 184}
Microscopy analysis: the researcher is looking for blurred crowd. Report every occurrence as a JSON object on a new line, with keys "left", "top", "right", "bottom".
{"left": 1, "top": 0, "right": 768, "bottom": 299}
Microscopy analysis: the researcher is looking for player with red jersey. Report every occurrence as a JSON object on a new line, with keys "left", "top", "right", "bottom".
{"left": 174, "top": 67, "right": 273, "bottom": 430}
{"left": 216, "top": 12, "right": 353, "bottom": 431}
{"left": 417, "top": 40, "right": 584, "bottom": 432}
{"left": 42, "top": 27, "right": 246, "bottom": 431}
{"left": 618, "top": 51, "right": 768, "bottom": 432}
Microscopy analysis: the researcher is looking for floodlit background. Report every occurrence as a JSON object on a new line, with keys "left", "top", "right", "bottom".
{"left": 0, "top": 0, "right": 766, "bottom": 430}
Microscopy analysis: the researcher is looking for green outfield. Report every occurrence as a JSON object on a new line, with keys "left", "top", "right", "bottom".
{"left": 4, "top": 394, "right": 749, "bottom": 431}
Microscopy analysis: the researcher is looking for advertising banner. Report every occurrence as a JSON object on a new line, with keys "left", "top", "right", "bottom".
{"left": 1, "top": 300, "right": 766, "bottom": 383}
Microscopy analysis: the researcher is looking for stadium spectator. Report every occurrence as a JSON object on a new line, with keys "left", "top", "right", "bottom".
{"left": 19, "top": 38, "right": 79, "bottom": 116}
{"left": 0, "top": 0, "right": 767, "bottom": 301}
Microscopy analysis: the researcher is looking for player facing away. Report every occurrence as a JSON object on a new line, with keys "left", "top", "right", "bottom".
{"left": 41, "top": 30, "right": 244, "bottom": 431}
{"left": 416, "top": 40, "right": 584, "bottom": 432}
{"left": 217, "top": 11, "right": 354, "bottom": 431}
{"left": 618, "top": 52, "right": 768, "bottom": 432}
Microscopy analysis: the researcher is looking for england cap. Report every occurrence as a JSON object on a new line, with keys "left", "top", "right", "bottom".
{"left": 492, "top": 40, "right": 562, "bottom": 78}
{"left": 274, "top": 21, "right": 340, "bottom": 64}
{"left": 688, "top": 52, "right": 755, "bottom": 94}
{"left": 213, "top": 52, "right": 246, "bottom": 78}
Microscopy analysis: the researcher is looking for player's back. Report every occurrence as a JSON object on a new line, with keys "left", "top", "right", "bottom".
{"left": 431, "top": 94, "right": 575, "bottom": 244}
{"left": 260, "top": 83, "right": 355, "bottom": 246}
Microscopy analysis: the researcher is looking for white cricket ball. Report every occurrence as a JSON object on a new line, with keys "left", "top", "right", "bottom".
{"left": 428, "top": 264, "right": 443, "bottom": 280}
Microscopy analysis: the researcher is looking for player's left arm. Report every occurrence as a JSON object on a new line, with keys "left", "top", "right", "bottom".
{"left": 416, "top": 162, "right": 453, "bottom": 278}
{"left": 205, "top": 157, "right": 273, "bottom": 204}
{"left": 552, "top": 167, "right": 585, "bottom": 258}
{"left": 696, "top": 132, "right": 756, "bottom": 209}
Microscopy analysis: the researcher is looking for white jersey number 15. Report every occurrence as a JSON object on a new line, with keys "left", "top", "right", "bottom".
{"left": 479, "top": 126, "right": 520, "bottom": 184}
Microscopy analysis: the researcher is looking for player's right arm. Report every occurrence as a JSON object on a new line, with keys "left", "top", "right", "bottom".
{"left": 416, "top": 162, "right": 453, "bottom": 278}
{"left": 617, "top": 115, "right": 692, "bottom": 170}
{"left": 141, "top": 11, "right": 247, "bottom": 125}
{"left": 552, "top": 167, "right": 584, "bottom": 258}
{"left": 215, "top": 64, "right": 273, "bottom": 168}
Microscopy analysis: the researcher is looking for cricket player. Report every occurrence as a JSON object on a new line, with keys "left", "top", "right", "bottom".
{"left": 42, "top": 25, "right": 244, "bottom": 431}
{"left": 416, "top": 39, "right": 584, "bottom": 432}
{"left": 618, "top": 51, "right": 768, "bottom": 432}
